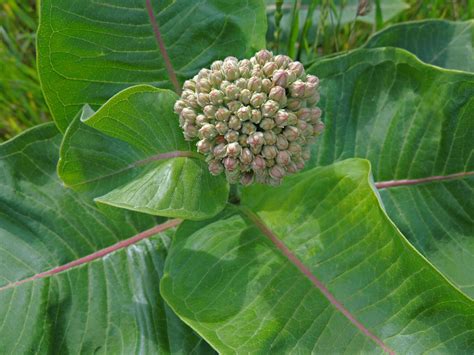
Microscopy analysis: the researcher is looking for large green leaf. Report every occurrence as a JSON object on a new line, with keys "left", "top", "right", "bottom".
{"left": 306, "top": 47, "right": 474, "bottom": 296}
{"left": 37, "top": 0, "right": 267, "bottom": 131}
{"left": 161, "top": 159, "right": 474, "bottom": 353}
{"left": 0, "top": 124, "right": 214, "bottom": 353}
{"left": 58, "top": 85, "right": 229, "bottom": 221}
{"left": 365, "top": 19, "right": 474, "bottom": 72}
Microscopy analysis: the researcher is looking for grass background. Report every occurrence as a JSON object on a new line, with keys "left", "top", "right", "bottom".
{"left": 1, "top": 0, "right": 472, "bottom": 141}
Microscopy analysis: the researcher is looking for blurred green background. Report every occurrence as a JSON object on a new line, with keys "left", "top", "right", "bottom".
{"left": 1, "top": 0, "right": 472, "bottom": 141}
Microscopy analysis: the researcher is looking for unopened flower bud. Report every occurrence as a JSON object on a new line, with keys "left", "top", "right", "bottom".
{"left": 183, "top": 80, "right": 196, "bottom": 91}
{"left": 307, "top": 92, "right": 320, "bottom": 105}
{"left": 287, "top": 70, "right": 297, "bottom": 85}
{"left": 225, "top": 130, "right": 239, "bottom": 143}
{"left": 183, "top": 123, "right": 198, "bottom": 139}
{"left": 213, "top": 143, "right": 227, "bottom": 159}
{"left": 242, "top": 122, "right": 257, "bottom": 135}
{"left": 174, "top": 100, "right": 186, "bottom": 114}
{"left": 238, "top": 134, "right": 248, "bottom": 147}
{"left": 203, "top": 105, "right": 217, "bottom": 118}
{"left": 276, "top": 150, "right": 291, "bottom": 166}
{"left": 222, "top": 60, "right": 239, "bottom": 81}
{"left": 215, "top": 107, "right": 231, "bottom": 121}
{"left": 314, "top": 122, "right": 325, "bottom": 135}
{"left": 199, "top": 124, "right": 217, "bottom": 139}
{"left": 297, "top": 108, "right": 311, "bottom": 121}
{"left": 260, "top": 117, "right": 275, "bottom": 131}
{"left": 209, "top": 89, "right": 224, "bottom": 105}
{"left": 211, "top": 60, "right": 223, "bottom": 71}
{"left": 197, "top": 78, "right": 212, "bottom": 93}
{"left": 197, "top": 93, "right": 210, "bottom": 106}
{"left": 287, "top": 98, "right": 302, "bottom": 111}
{"left": 220, "top": 80, "right": 231, "bottom": 91}
{"left": 248, "top": 132, "right": 264, "bottom": 148}
{"left": 262, "top": 100, "right": 279, "bottom": 117}
{"left": 250, "top": 92, "right": 267, "bottom": 108}
{"left": 274, "top": 54, "right": 290, "bottom": 68}
{"left": 288, "top": 61, "right": 305, "bottom": 77}
{"left": 274, "top": 110, "right": 289, "bottom": 126}
{"left": 197, "top": 139, "right": 213, "bottom": 153}
{"left": 228, "top": 115, "right": 242, "bottom": 130}
{"left": 270, "top": 165, "right": 285, "bottom": 179}
{"left": 304, "top": 82, "right": 317, "bottom": 98}
{"left": 225, "top": 84, "right": 240, "bottom": 100}
{"left": 262, "top": 145, "right": 278, "bottom": 160}
{"left": 252, "top": 155, "right": 266, "bottom": 171}
{"left": 215, "top": 121, "right": 228, "bottom": 135}
{"left": 195, "top": 114, "right": 208, "bottom": 127}
{"left": 288, "top": 142, "right": 302, "bottom": 155}
{"left": 263, "top": 131, "right": 277, "bottom": 145}
{"left": 240, "top": 89, "right": 252, "bottom": 105}
{"left": 247, "top": 77, "right": 262, "bottom": 91}
{"left": 180, "top": 107, "right": 197, "bottom": 122}
{"left": 210, "top": 71, "right": 224, "bottom": 87}
{"left": 287, "top": 162, "right": 298, "bottom": 173}
{"left": 289, "top": 80, "right": 306, "bottom": 98}
{"left": 208, "top": 160, "right": 224, "bottom": 175}
{"left": 255, "top": 49, "right": 273, "bottom": 65}
{"left": 265, "top": 159, "right": 275, "bottom": 167}
{"left": 236, "top": 78, "right": 248, "bottom": 90}
{"left": 261, "top": 78, "right": 273, "bottom": 93}
{"left": 240, "top": 172, "right": 254, "bottom": 186}
{"left": 198, "top": 68, "right": 211, "bottom": 79}
{"left": 268, "top": 86, "right": 286, "bottom": 105}
{"left": 276, "top": 135, "right": 289, "bottom": 150}
{"left": 287, "top": 112, "right": 298, "bottom": 125}
{"left": 240, "top": 148, "right": 253, "bottom": 165}
{"left": 306, "top": 75, "right": 320, "bottom": 86}
{"left": 223, "top": 157, "right": 239, "bottom": 171}
{"left": 237, "top": 106, "right": 252, "bottom": 121}
{"left": 227, "top": 100, "right": 242, "bottom": 113}
{"left": 263, "top": 62, "right": 278, "bottom": 76}
{"left": 272, "top": 69, "right": 289, "bottom": 87}
{"left": 283, "top": 126, "right": 299, "bottom": 141}
{"left": 238, "top": 59, "right": 252, "bottom": 78}
{"left": 226, "top": 142, "right": 242, "bottom": 158}
{"left": 251, "top": 109, "right": 262, "bottom": 123}
{"left": 294, "top": 158, "right": 306, "bottom": 170}
{"left": 267, "top": 177, "right": 282, "bottom": 186}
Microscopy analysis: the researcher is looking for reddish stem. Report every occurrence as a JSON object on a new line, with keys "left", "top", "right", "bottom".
{"left": 145, "top": 0, "right": 181, "bottom": 94}
{"left": 375, "top": 171, "right": 473, "bottom": 189}
{"left": 0, "top": 219, "right": 182, "bottom": 292}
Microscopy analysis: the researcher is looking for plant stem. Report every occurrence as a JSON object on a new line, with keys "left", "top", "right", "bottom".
{"left": 297, "top": 0, "right": 319, "bottom": 61}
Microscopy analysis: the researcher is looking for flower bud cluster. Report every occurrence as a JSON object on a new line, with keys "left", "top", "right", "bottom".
{"left": 174, "top": 50, "right": 323, "bottom": 186}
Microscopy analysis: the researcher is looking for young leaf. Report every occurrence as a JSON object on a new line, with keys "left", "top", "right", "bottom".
{"left": 161, "top": 159, "right": 474, "bottom": 353}
{"left": 0, "top": 124, "right": 214, "bottom": 354}
{"left": 365, "top": 19, "right": 474, "bottom": 72}
{"left": 58, "top": 85, "right": 229, "bottom": 221}
{"left": 306, "top": 47, "right": 474, "bottom": 296}
{"left": 37, "top": 0, "right": 267, "bottom": 131}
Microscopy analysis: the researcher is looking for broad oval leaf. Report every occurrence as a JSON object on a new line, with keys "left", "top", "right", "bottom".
{"left": 306, "top": 47, "right": 474, "bottom": 296}
{"left": 37, "top": 0, "right": 267, "bottom": 131}
{"left": 161, "top": 159, "right": 474, "bottom": 353}
{"left": 58, "top": 85, "right": 229, "bottom": 221}
{"left": 0, "top": 124, "right": 214, "bottom": 354}
{"left": 365, "top": 19, "right": 474, "bottom": 72}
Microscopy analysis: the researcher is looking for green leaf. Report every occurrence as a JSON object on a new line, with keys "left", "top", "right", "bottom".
{"left": 58, "top": 85, "right": 229, "bottom": 221}
{"left": 306, "top": 47, "right": 474, "bottom": 296}
{"left": 0, "top": 124, "right": 214, "bottom": 354}
{"left": 37, "top": 0, "right": 267, "bottom": 131}
{"left": 161, "top": 159, "right": 474, "bottom": 353}
{"left": 365, "top": 19, "right": 474, "bottom": 72}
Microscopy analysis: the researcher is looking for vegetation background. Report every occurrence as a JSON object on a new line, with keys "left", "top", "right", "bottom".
{"left": 1, "top": 0, "right": 472, "bottom": 141}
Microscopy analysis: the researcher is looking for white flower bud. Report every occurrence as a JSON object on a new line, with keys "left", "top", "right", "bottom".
{"left": 197, "top": 93, "right": 210, "bottom": 106}
{"left": 181, "top": 107, "right": 197, "bottom": 122}
{"left": 203, "top": 105, "right": 217, "bottom": 118}
{"left": 210, "top": 71, "right": 224, "bottom": 87}
{"left": 198, "top": 68, "right": 211, "bottom": 80}
{"left": 248, "top": 132, "right": 264, "bottom": 148}
{"left": 272, "top": 69, "right": 289, "bottom": 87}
{"left": 240, "top": 148, "right": 253, "bottom": 165}
{"left": 287, "top": 98, "right": 302, "bottom": 111}
{"left": 274, "top": 110, "right": 289, "bottom": 126}
{"left": 223, "top": 157, "right": 239, "bottom": 171}
{"left": 283, "top": 126, "right": 299, "bottom": 141}
{"left": 211, "top": 60, "right": 223, "bottom": 71}
{"left": 197, "top": 139, "right": 213, "bottom": 153}
{"left": 220, "top": 80, "right": 231, "bottom": 91}
{"left": 199, "top": 123, "right": 217, "bottom": 139}
{"left": 263, "top": 62, "right": 278, "bottom": 77}
{"left": 251, "top": 155, "right": 266, "bottom": 171}
{"left": 306, "top": 75, "right": 320, "bottom": 86}
{"left": 250, "top": 92, "right": 267, "bottom": 108}
{"left": 174, "top": 100, "right": 186, "bottom": 114}
{"left": 261, "top": 100, "right": 279, "bottom": 117}
{"left": 238, "top": 59, "right": 252, "bottom": 78}
{"left": 261, "top": 78, "right": 273, "bottom": 93}
{"left": 227, "top": 100, "right": 242, "bottom": 113}
{"left": 276, "top": 135, "right": 289, "bottom": 150}
{"left": 288, "top": 61, "right": 305, "bottom": 77}
{"left": 213, "top": 143, "right": 227, "bottom": 159}
{"left": 227, "top": 142, "right": 242, "bottom": 158}
{"left": 304, "top": 82, "right": 317, "bottom": 98}
{"left": 208, "top": 159, "right": 224, "bottom": 175}
{"left": 247, "top": 77, "right": 262, "bottom": 91}
{"left": 215, "top": 121, "right": 228, "bottom": 135}
{"left": 197, "top": 78, "right": 212, "bottom": 93}
{"left": 225, "top": 130, "right": 239, "bottom": 143}
{"left": 195, "top": 114, "right": 207, "bottom": 127}
{"left": 240, "top": 89, "right": 252, "bottom": 105}
{"left": 222, "top": 60, "right": 239, "bottom": 81}
{"left": 289, "top": 80, "right": 306, "bottom": 98}
{"left": 250, "top": 109, "right": 262, "bottom": 124}
{"left": 184, "top": 94, "right": 199, "bottom": 109}
{"left": 287, "top": 70, "right": 297, "bottom": 85}
{"left": 242, "top": 122, "right": 257, "bottom": 135}
{"left": 274, "top": 54, "right": 290, "bottom": 68}
{"left": 262, "top": 145, "right": 278, "bottom": 160}
{"left": 209, "top": 89, "right": 224, "bottom": 105}
{"left": 263, "top": 131, "right": 277, "bottom": 145}
{"left": 183, "top": 80, "right": 196, "bottom": 91}
{"left": 237, "top": 106, "right": 252, "bottom": 121}
{"left": 215, "top": 107, "right": 231, "bottom": 121}
{"left": 235, "top": 78, "right": 248, "bottom": 90}
{"left": 270, "top": 165, "right": 285, "bottom": 179}
{"left": 225, "top": 84, "right": 240, "bottom": 100}
{"left": 228, "top": 115, "right": 242, "bottom": 130}
{"left": 255, "top": 49, "right": 273, "bottom": 65}
{"left": 268, "top": 86, "right": 286, "bottom": 105}
{"left": 260, "top": 117, "right": 275, "bottom": 131}
{"left": 183, "top": 123, "right": 198, "bottom": 139}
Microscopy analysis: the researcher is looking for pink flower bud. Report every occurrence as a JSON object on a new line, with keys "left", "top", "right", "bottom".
{"left": 274, "top": 54, "right": 290, "bottom": 68}
{"left": 263, "top": 62, "right": 278, "bottom": 76}
{"left": 260, "top": 118, "right": 275, "bottom": 131}
{"left": 314, "top": 122, "right": 325, "bottom": 135}
{"left": 250, "top": 93, "right": 267, "bottom": 108}
{"left": 272, "top": 69, "right": 289, "bottom": 87}
{"left": 199, "top": 123, "right": 217, "bottom": 139}
{"left": 269, "top": 165, "right": 285, "bottom": 179}
{"left": 210, "top": 71, "right": 224, "bottom": 87}
{"left": 203, "top": 105, "right": 217, "bottom": 118}
{"left": 213, "top": 143, "right": 227, "bottom": 159}
{"left": 261, "top": 78, "right": 273, "bottom": 93}
{"left": 247, "top": 77, "right": 262, "bottom": 91}
{"left": 289, "top": 80, "right": 306, "bottom": 98}
{"left": 247, "top": 132, "right": 264, "bottom": 148}
{"left": 228, "top": 115, "right": 242, "bottom": 130}
{"left": 183, "top": 123, "right": 198, "bottom": 140}
{"left": 306, "top": 75, "right": 320, "bottom": 86}
{"left": 181, "top": 107, "right": 197, "bottom": 122}
{"left": 262, "top": 145, "right": 278, "bottom": 160}
{"left": 288, "top": 142, "right": 302, "bottom": 155}
{"left": 215, "top": 121, "right": 228, "bottom": 135}
{"left": 208, "top": 159, "right": 224, "bottom": 175}
{"left": 196, "top": 114, "right": 207, "bottom": 127}
{"left": 242, "top": 122, "right": 257, "bottom": 135}
{"left": 276, "top": 135, "right": 289, "bottom": 150}
{"left": 209, "top": 89, "right": 224, "bottom": 105}
{"left": 288, "top": 61, "right": 304, "bottom": 77}
{"left": 223, "top": 157, "right": 239, "bottom": 171}
{"left": 287, "top": 98, "right": 302, "bottom": 111}
{"left": 174, "top": 100, "right": 186, "bottom": 114}
{"left": 227, "top": 100, "right": 242, "bottom": 113}
{"left": 197, "top": 93, "right": 210, "bottom": 106}
{"left": 237, "top": 106, "right": 252, "bottom": 121}
{"left": 274, "top": 110, "right": 289, "bottom": 126}
{"left": 225, "top": 130, "right": 239, "bottom": 143}
{"left": 304, "top": 82, "right": 317, "bottom": 98}
{"left": 261, "top": 100, "right": 279, "bottom": 117}
{"left": 240, "top": 148, "right": 253, "bottom": 165}
{"left": 263, "top": 131, "right": 277, "bottom": 145}
{"left": 225, "top": 84, "right": 240, "bottom": 100}
{"left": 268, "top": 86, "right": 286, "bottom": 104}
{"left": 276, "top": 150, "right": 291, "bottom": 166}
{"left": 283, "top": 126, "right": 299, "bottom": 141}
{"left": 226, "top": 142, "right": 242, "bottom": 158}
{"left": 251, "top": 155, "right": 266, "bottom": 171}
{"left": 297, "top": 108, "right": 311, "bottom": 121}
{"left": 222, "top": 60, "right": 239, "bottom": 81}
{"left": 197, "top": 139, "right": 213, "bottom": 153}
{"left": 251, "top": 109, "right": 262, "bottom": 124}
{"left": 240, "top": 89, "right": 252, "bottom": 105}
{"left": 215, "top": 107, "right": 231, "bottom": 121}
{"left": 240, "top": 172, "right": 254, "bottom": 186}
{"left": 255, "top": 49, "right": 273, "bottom": 65}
